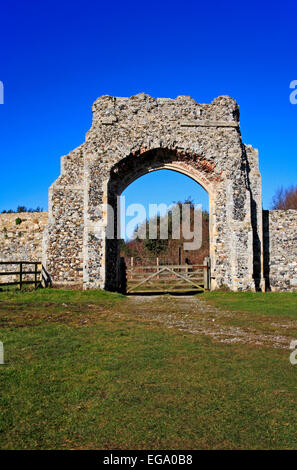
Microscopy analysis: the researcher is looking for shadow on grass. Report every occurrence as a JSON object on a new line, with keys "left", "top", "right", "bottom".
{"left": 127, "top": 290, "right": 204, "bottom": 296}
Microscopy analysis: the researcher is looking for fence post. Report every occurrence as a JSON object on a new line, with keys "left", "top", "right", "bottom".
{"left": 178, "top": 247, "right": 182, "bottom": 267}
{"left": 19, "top": 262, "right": 23, "bottom": 290}
{"left": 203, "top": 257, "right": 210, "bottom": 290}
{"left": 130, "top": 257, "right": 134, "bottom": 283}
{"left": 34, "top": 262, "right": 38, "bottom": 289}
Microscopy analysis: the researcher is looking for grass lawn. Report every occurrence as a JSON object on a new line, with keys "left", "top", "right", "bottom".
{"left": 0, "top": 289, "right": 297, "bottom": 449}
{"left": 201, "top": 291, "right": 297, "bottom": 319}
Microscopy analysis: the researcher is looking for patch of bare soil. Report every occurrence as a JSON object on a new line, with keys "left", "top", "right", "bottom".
{"left": 124, "top": 295, "right": 296, "bottom": 349}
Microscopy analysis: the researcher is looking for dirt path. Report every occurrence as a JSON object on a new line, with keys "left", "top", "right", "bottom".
{"left": 123, "top": 294, "right": 296, "bottom": 350}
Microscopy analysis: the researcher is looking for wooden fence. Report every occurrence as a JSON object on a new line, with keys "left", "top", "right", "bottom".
{"left": 0, "top": 261, "right": 51, "bottom": 289}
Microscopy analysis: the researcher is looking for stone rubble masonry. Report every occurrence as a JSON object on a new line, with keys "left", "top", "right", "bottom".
{"left": 43, "top": 93, "right": 297, "bottom": 292}
{"left": 0, "top": 93, "right": 296, "bottom": 292}
{"left": 0, "top": 212, "right": 48, "bottom": 283}
{"left": 1, "top": 208, "right": 296, "bottom": 291}
{"left": 263, "top": 210, "right": 297, "bottom": 291}
{"left": 44, "top": 93, "right": 263, "bottom": 291}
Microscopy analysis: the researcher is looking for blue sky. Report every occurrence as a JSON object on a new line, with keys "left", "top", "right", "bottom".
{"left": 121, "top": 171, "right": 209, "bottom": 238}
{"left": 0, "top": 0, "right": 296, "bottom": 220}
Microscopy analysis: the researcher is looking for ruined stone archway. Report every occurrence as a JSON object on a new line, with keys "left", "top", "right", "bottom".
{"left": 43, "top": 93, "right": 265, "bottom": 291}
{"left": 105, "top": 149, "right": 214, "bottom": 291}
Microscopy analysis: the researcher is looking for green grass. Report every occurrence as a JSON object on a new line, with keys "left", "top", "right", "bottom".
{"left": 201, "top": 291, "right": 297, "bottom": 319}
{"left": 0, "top": 287, "right": 124, "bottom": 304}
{"left": 0, "top": 289, "right": 297, "bottom": 449}
{"left": 0, "top": 288, "right": 124, "bottom": 329}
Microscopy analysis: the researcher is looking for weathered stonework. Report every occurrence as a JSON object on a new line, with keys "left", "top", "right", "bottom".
{"left": 43, "top": 93, "right": 267, "bottom": 291}
{"left": 0, "top": 212, "right": 47, "bottom": 282}
{"left": 0, "top": 212, "right": 47, "bottom": 260}
{"left": 43, "top": 145, "right": 85, "bottom": 287}
{"left": 263, "top": 210, "right": 297, "bottom": 291}
{"left": 1, "top": 94, "right": 294, "bottom": 292}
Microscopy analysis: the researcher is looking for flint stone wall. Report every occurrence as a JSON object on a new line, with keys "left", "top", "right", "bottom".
{"left": 1, "top": 208, "right": 296, "bottom": 292}
{"left": 0, "top": 212, "right": 48, "bottom": 283}
{"left": 1, "top": 94, "right": 294, "bottom": 292}
{"left": 263, "top": 210, "right": 297, "bottom": 291}
{"left": 0, "top": 212, "right": 47, "bottom": 260}
{"left": 44, "top": 93, "right": 265, "bottom": 291}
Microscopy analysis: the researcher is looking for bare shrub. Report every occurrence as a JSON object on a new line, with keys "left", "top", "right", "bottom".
{"left": 272, "top": 185, "right": 297, "bottom": 210}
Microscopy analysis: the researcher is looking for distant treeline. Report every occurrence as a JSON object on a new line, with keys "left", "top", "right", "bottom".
{"left": 1, "top": 206, "right": 44, "bottom": 214}
{"left": 121, "top": 199, "right": 210, "bottom": 265}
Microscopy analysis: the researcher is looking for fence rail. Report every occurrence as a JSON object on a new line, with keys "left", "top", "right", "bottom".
{"left": 0, "top": 261, "right": 51, "bottom": 289}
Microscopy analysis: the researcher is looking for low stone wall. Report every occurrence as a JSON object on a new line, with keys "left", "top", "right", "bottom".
{"left": 0, "top": 209, "right": 296, "bottom": 291}
{"left": 0, "top": 212, "right": 48, "bottom": 261}
{"left": 0, "top": 212, "right": 48, "bottom": 283}
{"left": 263, "top": 210, "right": 297, "bottom": 291}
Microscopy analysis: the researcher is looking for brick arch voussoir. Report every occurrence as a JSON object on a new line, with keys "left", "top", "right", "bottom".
{"left": 108, "top": 147, "right": 221, "bottom": 196}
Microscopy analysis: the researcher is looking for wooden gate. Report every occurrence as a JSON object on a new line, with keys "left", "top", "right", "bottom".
{"left": 126, "top": 258, "right": 210, "bottom": 294}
